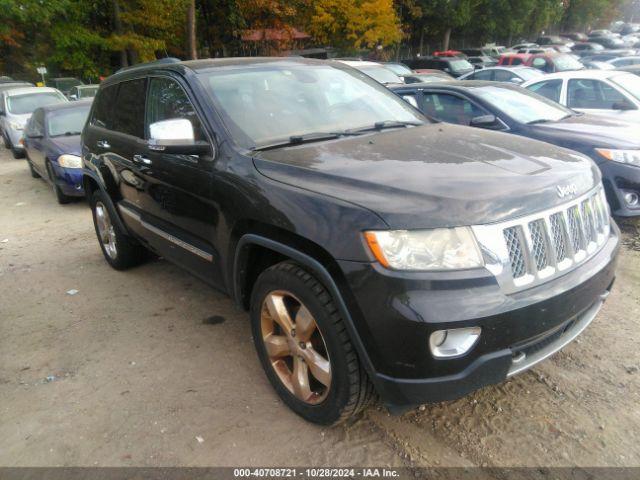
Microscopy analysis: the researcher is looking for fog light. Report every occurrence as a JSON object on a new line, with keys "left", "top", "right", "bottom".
{"left": 623, "top": 191, "right": 639, "bottom": 207}
{"left": 429, "top": 327, "right": 481, "bottom": 358}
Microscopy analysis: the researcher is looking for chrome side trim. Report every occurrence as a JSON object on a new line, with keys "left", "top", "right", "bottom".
{"left": 118, "top": 204, "right": 213, "bottom": 262}
{"left": 507, "top": 296, "right": 604, "bottom": 377}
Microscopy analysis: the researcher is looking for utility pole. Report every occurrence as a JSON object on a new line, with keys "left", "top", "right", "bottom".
{"left": 187, "top": 0, "right": 197, "bottom": 60}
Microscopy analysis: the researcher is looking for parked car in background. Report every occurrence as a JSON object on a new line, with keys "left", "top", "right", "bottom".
{"left": 619, "top": 64, "right": 640, "bottom": 76}
{"left": 523, "top": 70, "right": 640, "bottom": 122}
{"left": 511, "top": 42, "right": 539, "bottom": 50}
{"left": 0, "top": 76, "right": 15, "bottom": 83}
{"left": 500, "top": 52, "right": 584, "bottom": 72}
{"left": 571, "top": 42, "right": 605, "bottom": 56}
{"left": 0, "top": 87, "right": 67, "bottom": 158}
{"left": 537, "top": 35, "right": 574, "bottom": 47}
{"left": 390, "top": 80, "right": 640, "bottom": 216}
{"left": 547, "top": 44, "right": 574, "bottom": 54}
{"left": 0, "top": 82, "right": 35, "bottom": 139}
{"left": 590, "top": 36, "right": 626, "bottom": 49}
{"left": 562, "top": 32, "right": 589, "bottom": 42}
{"left": 581, "top": 51, "right": 637, "bottom": 63}
{"left": 337, "top": 60, "right": 403, "bottom": 85}
{"left": 45, "top": 77, "right": 84, "bottom": 96}
{"left": 582, "top": 60, "right": 616, "bottom": 70}
{"left": 401, "top": 70, "right": 454, "bottom": 84}
{"left": 461, "top": 46, "right": 506, "bottom": 59}
{"left": 459, "top": 66, "right": 544, "bottom": 84}
{"left": 23, "top": 101, "right": 90, "bottom": 203}
{"left": 433, "top": 49, "right": 464, "bottom": 57}
{"left": 466, "top": 55, "right": 498, "bottom": 69}
{"left": 404, "top": 56, "right": 474, "bottom": 77}
{"left": 589, "top": 29, "right": 614, "bottom": 38}
{"left": 68, "top": 84, "right": 100, "bottom": 101}
{"left": 606, "top": 56, "right": 640, "bottom": 68}
{"left": 82, "top": 57, "right": 619, "bottom": 424}
{"left": 381, "top": 62, "right": 413, "bottom": 76}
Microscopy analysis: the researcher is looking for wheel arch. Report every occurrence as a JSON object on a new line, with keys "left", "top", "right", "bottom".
{"left": 82, "top": 169, "right": 131, "bottom": 236}
{"left": 232, "top": 231, "right": 379, "bottom": 386}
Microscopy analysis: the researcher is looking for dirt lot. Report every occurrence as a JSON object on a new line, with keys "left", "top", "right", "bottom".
{"left": 1, "top": 149, "right": 639, "bottom": 468}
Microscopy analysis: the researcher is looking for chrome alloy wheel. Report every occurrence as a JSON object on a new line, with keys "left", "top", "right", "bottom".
{"left": 260, "top": 290, "right": 332, "bottom": 404}
{"left": 95, "top": 201, "right": 118, "bottom": 259}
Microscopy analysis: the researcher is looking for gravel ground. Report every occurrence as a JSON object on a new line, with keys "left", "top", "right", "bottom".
{"left": 1, "top": 150, "right": 639, "bottom": 468}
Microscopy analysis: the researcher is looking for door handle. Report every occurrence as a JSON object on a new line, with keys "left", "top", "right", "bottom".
{"left": 96, "top": 140, "right": 111, "bottom": 149}
{"left": 133, "top": 154, "right": 152, "bottom": 165}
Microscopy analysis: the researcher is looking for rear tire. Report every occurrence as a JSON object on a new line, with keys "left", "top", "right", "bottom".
{"left": 26, "top": 155, "right": 40, "bottom": 178}
{"left": 250, "top": 261, "right": 375, "bottom": 425}
{"left": 46, "top": 162, "right": 71, "bottom": 204}
{"left": 90, "top": 189, "right": 148, "bottom": 270}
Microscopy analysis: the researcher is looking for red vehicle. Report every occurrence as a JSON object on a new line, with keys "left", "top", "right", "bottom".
{"left": 498, "top": 52, "right": 584, "bottom": 73}
{"left": 433, "top": 50, "right": 464, "bottom": 57}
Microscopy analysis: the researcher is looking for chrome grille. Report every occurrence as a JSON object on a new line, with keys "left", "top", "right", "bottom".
{"left": 504, "top": 227, "right": 526, "bottom": 278}
{"left": 549, "top": 213, "right": 567, "bottom": 262}
{"left": 528, "top": 220, "right": 549, "bottom": 271}
{"left": 473, "top": 187, "right": 611, "bottom": 294}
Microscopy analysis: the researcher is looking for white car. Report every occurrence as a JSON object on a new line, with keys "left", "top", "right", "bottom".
{"left": 1, "top": 87, "right": 67, "bottom": 158}
{"left": 523, "top": 70, "right": 640, "bottom": 122}
{"left": 336, "top": 60, "right": 404, "bottom": 85}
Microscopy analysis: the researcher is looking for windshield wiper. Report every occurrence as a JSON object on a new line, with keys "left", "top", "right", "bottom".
{"left": 347, "top": 120, "right": 423, "bottom": 134}
{"left": 251, "top": 131, "right": 363, "bottom": 151}
{"left": 526, "top": 118, "right": 553, "bottom": 125}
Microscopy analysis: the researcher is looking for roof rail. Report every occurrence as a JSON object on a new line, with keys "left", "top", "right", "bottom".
{"left": 116, "top": 57, "right": 182, "bottom": 74}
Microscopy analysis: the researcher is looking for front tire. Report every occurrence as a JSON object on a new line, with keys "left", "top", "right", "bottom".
{"left": 90, "top": 189, "right": 148, "bottom": 270}
{"left": 250, "top": 261, "right": 375, "bottom": 425}
{"left": 46, "top": 162, "right": 71, "bottom": 204}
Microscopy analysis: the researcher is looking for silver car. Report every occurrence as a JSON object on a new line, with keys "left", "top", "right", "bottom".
{"left": 1, "top": 87, "right": 67, "bottom": 158}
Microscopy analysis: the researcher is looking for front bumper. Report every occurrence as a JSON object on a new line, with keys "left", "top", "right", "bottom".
{"left": 6, "top": 127, "right": 24, "bottom": 149}
{"left": 51, "top": 163, "right": 84, "bottom": 197}
{"left": 338, "top": 223, "right": 619, "bottom": 409}
{"left": 599, "top": 160, "right": 640, "bottom": 217}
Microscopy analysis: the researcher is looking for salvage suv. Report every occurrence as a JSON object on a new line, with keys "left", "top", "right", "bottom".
{"left": 82, "top": 58, "right": 619, "bottom": 425}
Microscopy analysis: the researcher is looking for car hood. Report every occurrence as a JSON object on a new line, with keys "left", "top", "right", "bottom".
{"left": 529, "top": 113, "right": 640, "bottom": 149}
{"left": 49, "top": 135, "right": 82, "bottom": 156}
{"left": 6, "top": 113, "right": 31, "bottom": 127}
{"left": 253, "top": 124, "right": 600, "bottom": 229}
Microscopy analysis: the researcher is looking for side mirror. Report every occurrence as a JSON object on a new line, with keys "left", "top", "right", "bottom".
{"left": 470, "top": 114, "right": 500, "bottom": 129}
{"left": 148, "top": 118, "right": 210, "bottom": 156}
{"left": 510, "top": 77, "right": 524, "bottom": 84}
{"left": 26, "top": 133, "right": 43, "bottom": 139}
{"left": 612, "top": 101, "right": 635, "bottom": 111}
{"left": 69, "top": 94, "right": 78, "bottom": 101}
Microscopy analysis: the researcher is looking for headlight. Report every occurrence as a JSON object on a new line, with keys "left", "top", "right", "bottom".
{"left": 57, "top": 154, "right": 82, "bottom": 169}
{"left": 596, "top": 148, "right": 640, "bottom": 167}
{"left": 9, "top": 121, "right": 24, "bottom": 131}
{"left": 364, "top": 227, "right": 484, "bottom": 271}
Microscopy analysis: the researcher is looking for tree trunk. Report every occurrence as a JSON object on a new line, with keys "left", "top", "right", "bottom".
{"left": 187, "top": 0, "right": 197, "bottom": 60}
{"left": 112, "top": 0, "right": 128, "bottom": 68}
{"left": 443, "top": 27, "right": 452, "bottom": 51}
{"left": 419, "top": 28, "right": 424, "bottom": 56}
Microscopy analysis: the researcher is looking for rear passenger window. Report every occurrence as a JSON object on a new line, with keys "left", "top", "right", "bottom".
{"left": 528, "top": 79, "right": 563, "bottom": 103}
{"left": 113, "top": 79, "right": 147, "bottom": 138}
{"left": 473, "top": 70, "right": 493, "bottom": 80}
{"left": 511, "top": 58, "right": 523, "bottom": 65}
{"left": 494, "top": 70, "right": 516, "bottom": 82}
{"left": 91, "top": 85, "right": 118, "bottom": 129}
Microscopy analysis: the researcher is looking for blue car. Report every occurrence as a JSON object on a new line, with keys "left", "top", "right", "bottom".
{"left": 23, "top": 101, "right": 91, "bottom": 203}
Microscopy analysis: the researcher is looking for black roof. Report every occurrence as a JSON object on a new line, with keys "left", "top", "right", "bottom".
{"left": 105, "top": 56, "right": 332, "bottom": 85}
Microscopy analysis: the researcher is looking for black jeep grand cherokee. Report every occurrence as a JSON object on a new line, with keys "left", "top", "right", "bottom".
{"left": 82, "top": 58, "right": 619, "bottom": 425}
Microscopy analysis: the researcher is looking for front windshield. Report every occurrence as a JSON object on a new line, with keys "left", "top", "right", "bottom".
{"left": 47, "top": 106, "right": 90, "bottom": 136}
{"left": 554, "top": 54, "right": 584, "bottom": 71}
{"left": 610, "top": 73, "right": 640, "bottom": 100}
{"left": 384, "top": 63, "right": 412, "bottom": 76}
{"left": 199, "top": 63, "right": 425, "bottom": 149}
{"left": 473, "top": 85, "right": 573, "bottom": 123}
{"left": 517, "top": 68, "right": 545, "bottom": 81}
{"left": 79, "top": 86, "right": 99, "bottom": 98}
{"left": 357, "top": 65, "right": 402, "bottom": 84}
{"left": 449, "top": 59, "right": 473, "bottom": 72}
{"left": 7, "top": 92, "right": 66, "bottom": 114}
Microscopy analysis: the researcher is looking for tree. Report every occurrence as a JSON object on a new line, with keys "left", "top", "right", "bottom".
{"left": 309, "top": 0, "right": 402, "bottom": 51}
{"left": 187, "top": 0, "right": 197, "bottom": 59}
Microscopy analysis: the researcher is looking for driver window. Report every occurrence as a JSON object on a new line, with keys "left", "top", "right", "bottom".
{"left": 146, "top": 77, "right": 205, "bottom": 140}
{"left": 568, "top": 79, "right": 627, "bottom": 109}
{"left": 422, "top": 93, "right": 486, "bottom": 125}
